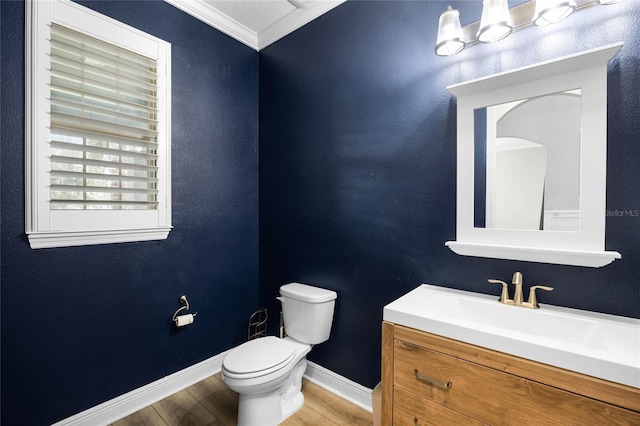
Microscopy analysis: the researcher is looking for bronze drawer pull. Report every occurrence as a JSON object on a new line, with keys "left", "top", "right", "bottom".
{"left": 414, "top": 369, "right": 452, "bottom": 390}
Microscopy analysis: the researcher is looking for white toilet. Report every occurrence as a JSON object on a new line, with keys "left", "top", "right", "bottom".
{"left": 221, "top": 283, "right": 338, "bottom": 426}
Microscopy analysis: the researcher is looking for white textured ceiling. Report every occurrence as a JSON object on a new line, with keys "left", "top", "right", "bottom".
{"left": 204, "top": 0, "right": 299, "bottom": 34}
{"left": 165, "top": 0, "right": 346, "bottom": 51}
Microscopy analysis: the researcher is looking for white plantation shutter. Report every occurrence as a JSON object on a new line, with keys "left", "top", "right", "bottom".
{"left": 49, "top": 24, "right": 159, "bottom": 210}
{"left": 26, "top": 0, "right": 172, "bottom": 249}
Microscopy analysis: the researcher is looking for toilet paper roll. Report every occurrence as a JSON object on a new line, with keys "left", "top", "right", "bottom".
{"left": 176, "top": 314, "right": 194, "bottom": 327}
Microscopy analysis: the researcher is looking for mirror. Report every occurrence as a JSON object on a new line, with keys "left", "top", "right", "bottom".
{"left": 474, "top": 90, "right": 581, "bottom": 232}
{"left": 445, "top": 43, "right": 622, "bottom": 267}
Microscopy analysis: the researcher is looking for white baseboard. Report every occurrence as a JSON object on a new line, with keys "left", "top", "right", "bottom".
{"left": 53, "top": 352, "right": 373, "bottom": 425}
{"left": 52, "top": 350, "right": 229, "bottom": 426}
{"left": 304, "top": 361, "right": 374, "bottom": 412}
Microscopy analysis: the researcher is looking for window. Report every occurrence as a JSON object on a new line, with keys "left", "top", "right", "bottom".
{"left": 26, "top": 0, "right": 172, "bottom": 248}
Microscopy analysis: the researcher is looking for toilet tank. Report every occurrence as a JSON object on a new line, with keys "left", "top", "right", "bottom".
{"left": 279, "top": 283, "right": 337, "bottom": 344}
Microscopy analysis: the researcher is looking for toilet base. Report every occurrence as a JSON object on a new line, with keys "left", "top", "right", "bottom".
{"left": 281, "top": 390, "right": 304, "bottom": 421}
{"left": 236, "top": 388, "right": 304, "bottom": 426}
{"left": 237, "top": 390, "right": 281, "bottom": 426}
{"left": 234, "top": 357, "right": 308, "bottom": 426}
{"left": 279, "top": 357, "right": 306, "bottom": 421}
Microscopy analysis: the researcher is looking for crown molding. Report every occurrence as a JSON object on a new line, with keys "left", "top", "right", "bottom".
{"left": 165, "top": 0, "right": 259, "bottom": 49}
{"left": 257, "top": 0, "right": 346, "bottom": 50}
{"left": 165, "top": 0, "right": 346, "bottom": 51}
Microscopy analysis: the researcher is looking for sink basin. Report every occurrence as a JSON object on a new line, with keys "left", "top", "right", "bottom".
{"left": 441, "top": 297, "right": 599, "bottom": 348}
{"left": 383, "top": 284, "right": 640, "bottom": 388}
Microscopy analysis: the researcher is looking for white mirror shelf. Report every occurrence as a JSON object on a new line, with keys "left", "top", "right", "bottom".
{"left": 446, "top": 43, "right": 623, "bottom": 267}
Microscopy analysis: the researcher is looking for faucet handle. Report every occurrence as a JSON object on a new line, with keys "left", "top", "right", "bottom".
{"left": 488, "top": 279, "right": 511, "bottom": 303}
{"left": 527, "top": 285, "right": 554, "bottom": 309}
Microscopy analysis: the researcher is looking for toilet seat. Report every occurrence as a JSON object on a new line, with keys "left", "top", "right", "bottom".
{"left": 223, "top": 336, "right": 297, "bottom": 379}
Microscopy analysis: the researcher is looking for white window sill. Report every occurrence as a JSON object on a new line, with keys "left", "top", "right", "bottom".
{"left": 28, "top": 227, "right": 172, "bottom": 249}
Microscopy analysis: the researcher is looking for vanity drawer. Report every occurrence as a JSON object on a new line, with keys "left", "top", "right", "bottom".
{"left": 393, "top": 339, "right": 640, "bottom": 425}
{"left": 393, "top": 387, "right": 486, "bottom": 426}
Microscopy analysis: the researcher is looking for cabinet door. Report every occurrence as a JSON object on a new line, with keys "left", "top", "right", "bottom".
{"left": 394, "top": 387, "right": 486, "bottom": 425}
{"left": 394, "top": 339, "right": 640, "bottom": 425}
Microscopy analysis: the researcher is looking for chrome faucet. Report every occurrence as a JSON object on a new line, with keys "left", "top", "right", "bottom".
{"left": 488, "top": 272, "right": 553, "bottom": 309}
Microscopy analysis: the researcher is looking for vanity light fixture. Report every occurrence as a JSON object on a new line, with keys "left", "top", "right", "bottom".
{"left": 533, "top": 0, "right": 577, "bottom": 26}
{"left": 477, "top": 0, "right": 513, "bottom": 43}
{"left": 435, "top": 6, "right": 465, "bottom": 56}
{"left": 435, "top": 0, "right": 624, "bottom": 56}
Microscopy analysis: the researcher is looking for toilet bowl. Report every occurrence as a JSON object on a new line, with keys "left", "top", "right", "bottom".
{"left": 223, "top": 336, "right": 311, "bottom": 425}
{"left": 222, "top": 283, "right": 337, "bottom": 426}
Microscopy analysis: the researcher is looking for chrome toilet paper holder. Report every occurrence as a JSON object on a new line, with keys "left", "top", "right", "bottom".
{"left": 172, "top": 295, "right": 198, "bottom": 324}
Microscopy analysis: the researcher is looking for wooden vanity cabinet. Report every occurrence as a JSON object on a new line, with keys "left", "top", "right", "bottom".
{"left": 382, "top": 322, "right": 640, "bottom": 426}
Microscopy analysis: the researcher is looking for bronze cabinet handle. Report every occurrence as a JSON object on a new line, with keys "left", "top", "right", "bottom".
{"left": 414, "top": 369, "right": 453, "bottom": 390}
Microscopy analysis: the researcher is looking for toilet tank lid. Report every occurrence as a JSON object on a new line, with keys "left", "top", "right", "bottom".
{"left": 280, "top": 283, "right": 337, "bottom": 303}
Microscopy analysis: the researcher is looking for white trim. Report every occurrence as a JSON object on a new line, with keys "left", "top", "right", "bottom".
{"left": 304, "top": 361, "right": 373, "bottom": 413}
{"left": 52, "top": 353, "right": 373, "bottom": 425}
{"left": 28, "top": 227, "right": 172, "bottom": 249}
{"left": 52, "top": 351, "right": 230, "bottom": 426}
{"left": 164, "top": 0, "right": 346, "bottom": 51}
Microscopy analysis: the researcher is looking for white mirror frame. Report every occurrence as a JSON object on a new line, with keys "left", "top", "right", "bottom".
{"left": 446, "top": 43, "right": 623, "bottom": 267}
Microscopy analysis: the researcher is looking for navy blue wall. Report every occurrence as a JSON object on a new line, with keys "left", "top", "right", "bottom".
{"left": 258, "top": 1, "right": 640, "bottom": 390}
{"left": 3, "top": 0, "right": 640, "bottom": 423}
{"left": 1, "top": 1, "right": 258, "bottom": 424}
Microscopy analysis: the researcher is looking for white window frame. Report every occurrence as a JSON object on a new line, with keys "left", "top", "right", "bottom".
{"left": 25, "top": 0, "right": 172, "bottom": 249}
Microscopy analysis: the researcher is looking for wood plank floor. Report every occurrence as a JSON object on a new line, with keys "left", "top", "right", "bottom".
{"left": 111, "top": 372, "right": 373, "bottom": 426}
